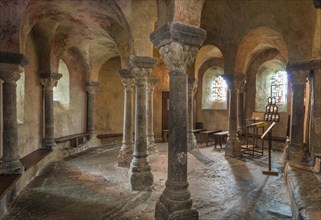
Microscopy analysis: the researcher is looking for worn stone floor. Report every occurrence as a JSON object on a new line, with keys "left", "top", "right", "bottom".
{"left": 2, "top": 143, "right": 296, "bottom": 220}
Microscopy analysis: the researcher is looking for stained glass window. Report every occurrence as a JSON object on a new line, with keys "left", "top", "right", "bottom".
{"left": 271, "top": 70, "right": 287, "bottom": 104}
{"left": 212, "top": 75, "right": 227, "bottom": 101}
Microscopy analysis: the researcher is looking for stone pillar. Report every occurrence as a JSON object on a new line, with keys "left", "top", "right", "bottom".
{"left": 0, "top": 61, "right": 26, "bottom": 174}
{"left": 187, "top": 77, "right": 198, "bottom": 151}
{"left": 85, "top": 81, "right": 99, "bottom": 136}
{"left": 40, "top": 72, "right": 62, "bottom": 149}
{"left": 117, "top": 69, "right": 135, "bottom": 167}
{"left": 224, "top": 75, "right": 241, "bottom": 157}
{"left": 151, "top": 22, "right": 206, "bottom": 220}
{"left": 237, "top": 79, "right": 246, "bottom": 134}
{"left": 128, "top": 56, "right": 157, "bottom": 190}
{"left": 147, "top": 76, "right": 159, "bottom": 154}
{"left": 287, "top": 70, "right": 309, "bottom": 162}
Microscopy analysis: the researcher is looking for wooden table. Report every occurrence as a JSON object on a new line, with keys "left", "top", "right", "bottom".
{"left": 199, "top": 130, "right": 222, "bottom": 147}
{"left": 213, "top": 131, "right": 228, "bottom": 148}
{"left": 243, "top": 122, "right": 268, "bottom": 157}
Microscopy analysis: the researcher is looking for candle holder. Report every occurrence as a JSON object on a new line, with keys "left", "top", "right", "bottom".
{"left": 264, "top": 97, "right": 280, "bottom": 122}
{"left": 262, "top": 96, "right": 279, "bottom": 176}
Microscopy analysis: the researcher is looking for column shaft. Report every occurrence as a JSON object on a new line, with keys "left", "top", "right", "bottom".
{"left": 85, "top": 81, "right": 99, "bottom": 136}
{"left": 187, "top": 78, "right": 198, "bottom": 151}
{"left": 40, "top": 72, "right": 62, "bottom": 149}
{"left": 118, "top": 70, "right": 135, "bottom": 167}
{"left": 2, "top": 81, "right": 23, "bottom": 173}
{"left": 225, "top": 77, "right": 241, "bottom": 157}
{"left": 43, "top": 88, "right": 55, "bottom": 147}
{"left": 147, "top": 77, "right": 159, "bottom": 154}
{"left": 128, "top": 56, "right": 156, "bottom": 190}
{"left": 151, "top": 21, "right": 206, "bottom": 219}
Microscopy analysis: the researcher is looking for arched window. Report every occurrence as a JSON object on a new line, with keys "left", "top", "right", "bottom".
{"left": 202, "top": 67, "right": 227, "bottom": 110}
{"left": 212, "top": 75, "right": 227, "bottom": 102}
{"left": 271, "top": 70, "right": 288, "bottom": 104}
{"left": 53, "top": 60, "right": 70, "bottom": 108}
{"left": 255, "top": 61, "right": 287, "bottom": 112}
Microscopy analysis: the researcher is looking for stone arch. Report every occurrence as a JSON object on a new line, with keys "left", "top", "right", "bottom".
{"left": 235, "top": 26, "right": 288, "bottom": 76}
{"left": 19, "top": 0, "right": 133, "bottom": 78}
{"left": 195, "top": 45, "right": 224, "bottom": 79}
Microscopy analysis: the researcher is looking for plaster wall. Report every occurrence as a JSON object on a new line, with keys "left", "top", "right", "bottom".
{"left": 151, "top": 58, "right": 170, "bottom": 141}
{"left": 95, "top": 57, "right": 124, "bottom": 134}
{"left": 53, "top": 57, "right": 86, "bottom": 138}
{"left": 18, "top": 33, "right": 42, "bottom": 158}
{"left": 201, "top": 0, "right": 316, "bottom": 62}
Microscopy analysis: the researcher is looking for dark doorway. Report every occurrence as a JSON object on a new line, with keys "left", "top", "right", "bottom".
{"left": 162, "top": 91, "right": 169, "bottom": 130}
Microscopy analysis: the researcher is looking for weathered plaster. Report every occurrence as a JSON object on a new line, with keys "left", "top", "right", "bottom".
{"left": 18, "top": 33, "right": 42, "bottom": 158}
{"left": 95, "top": 57, "right": 124, "bottom": 135}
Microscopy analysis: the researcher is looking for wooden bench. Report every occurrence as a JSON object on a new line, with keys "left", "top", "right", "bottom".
{"left": 213, "top": 131, "right": 228, "bottom": 148}
{"left": 199, "top": 130, "right": 222, "bottom": 147}
{"left": 55, "top": 133, "right": 90, "bottom": 148}
{"left": 97, "top": 133, "right": 123, "bottom": 139}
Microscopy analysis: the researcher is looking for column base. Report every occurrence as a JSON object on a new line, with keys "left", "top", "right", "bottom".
{"left": 147, "top": 136, "right": 158, "bottom": 154}
{"left": 187, "top": 132, "right": 197, "bottom": 151}
{"left": 42, "top": 138, "right": 57, "bottom": 149}
{"left": 147, "top": 143, "right": 158, "bottom": 155}
{"left": 225, "top": 137, "right": 242, "bottom": 157}
{"left": 286, "top": 143, "right": 307, "bottom": 163}
{"left": 129, "top": 159, "right": 153, "bottom": 190}
{"left": 117, "top": 146, "right": 133, "bottom": 168}
{"left": 2, "top": 159, "right": 23, "bottom": 174}
{"left": 155, "top": 194, "right": 198, "bottom": 220}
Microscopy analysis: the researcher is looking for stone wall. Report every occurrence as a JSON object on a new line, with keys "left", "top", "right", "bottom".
{"left": 151, "top": 58, "right": 169, "bottom": 141}
{"left": 95, "top": 57, "right": 124, "bottom": 135}
{"left": 195, "top": 71, "right": 229, "bottom": 131}
{"left": 18, "top": 33, "right": 42, "bottom": 158}
{"left": 54, "top": 56, "right": 86, "bottom": 138}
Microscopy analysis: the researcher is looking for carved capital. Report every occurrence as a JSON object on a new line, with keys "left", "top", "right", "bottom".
{"left": 119, "top": 69, "right": 135, "bottom": 91}
{"left": 188, "top": 77, "right": 198, "bottom": 94}
{"left": 234, "top": 75, "right": 246, "bottom": 92}
{"left": 40, "top": 72, "right": 62, "bottom": 90}
{"left": 0, "top": 63, "right": 23, "bottom": 83}
{"left": 147, "top": 76, "right": 159, "bottom": 92}
{"left": 151, "top": 22, "right": 206, "bottom": 74}
{"left": 121, "top": 77, "right": 135, "bottom": 91}
{"left": 290, "top": 70, "right": 309, "bottom": 85}
{"left": 159, "top": 42, "right": 198, "bottom": 73}
{"left": 129, "top": 56, "right": 157, "bottom": 85}
{"left": 85, "top": 81, "right": 99, "bottom": 94}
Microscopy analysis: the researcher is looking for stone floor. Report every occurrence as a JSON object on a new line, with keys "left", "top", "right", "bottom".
{"left": 1, "top": 143, "right": 300, "bottom": 220}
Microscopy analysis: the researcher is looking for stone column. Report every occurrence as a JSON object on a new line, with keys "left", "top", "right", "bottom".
{"left": 85, "top": 81, "right": 99, "bottom": 136}
{"left": 117, "top": 69, "right": 135, "bottom": 167}
{"left": 151, "top": 22, "right": 206, "bottom": 220}
{"left": 224, "top": 75, "right": 242, "bottom": 157}
{"left": 128, "top": 56, "right": 157, "bottom": 190}
{"left": 0, "top": 61, "right": 26, "bottom": 174}
{"left": 40, "top": 72, "right": 62, "bottom": 149}
{"left": 187, "top": 77, "right": 198, "bottom": 151}
{"left": 237, "top": 79, "right": 246, "bottom": 134}
{"left": 287, "top": 70, "right": 309, "bottom": 162}
{"left": 147, "top": 76, "right": 159, "bottom": 154}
